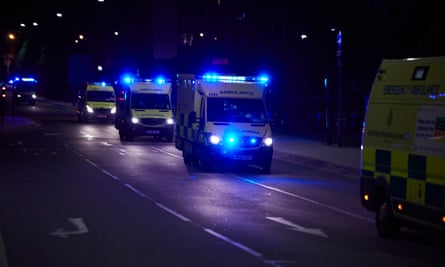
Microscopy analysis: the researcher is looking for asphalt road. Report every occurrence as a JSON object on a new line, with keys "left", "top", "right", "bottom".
{"left": 0, "top": 102, "right": 444, "bottom": 267}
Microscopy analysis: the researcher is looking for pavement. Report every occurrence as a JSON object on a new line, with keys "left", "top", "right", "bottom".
{"left": 0, "top": 98, "right": 362, "bottom": 177}
{"left": 0, "top": 98, "right": 362, "bottom": 267}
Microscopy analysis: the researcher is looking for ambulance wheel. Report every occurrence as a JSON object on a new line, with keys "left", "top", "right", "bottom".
{"left": 261, "top": 161, "right": 272, "bottom": 174}
{"left": 376, "top": 201, "right": 400, "bottom": 238}
{"left": 119, "top": 129, "right": 134, "bottom": 142}
{"left": 183, "top": 151, "right": 194, "bottom": 165}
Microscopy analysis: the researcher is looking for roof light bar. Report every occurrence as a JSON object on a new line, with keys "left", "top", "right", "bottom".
{"left": 201, "top": 73, "right": 269, "bottom": 84}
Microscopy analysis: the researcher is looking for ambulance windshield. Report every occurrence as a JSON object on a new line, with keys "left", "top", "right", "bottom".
{"left": 207, "top": 98, "right": 267, "bottom": 123}
{"left": 131, "top": 93, "right": 171, "bottom": 109}
{"left": 87, "top": 91, "right": 115, "bottom": 102}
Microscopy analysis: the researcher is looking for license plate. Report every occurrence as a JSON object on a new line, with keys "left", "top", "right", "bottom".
{"left": 97, "top": 114, "right": 107, "bottom": 118}
{"left": 147, "top": 130, "right": 160, "bottom": 134}
{"left": 233, "top": 155, "right": 252, "bottom": 160}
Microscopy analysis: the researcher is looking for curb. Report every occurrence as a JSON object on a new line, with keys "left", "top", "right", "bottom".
{"left": 273, "top": 150, "right": 360, "bottom": 179}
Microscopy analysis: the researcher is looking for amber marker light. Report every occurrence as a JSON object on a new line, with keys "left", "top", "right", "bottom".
{"left": 397, "top": 203, "right": 403, "bottom": 211}
{"left": 442, "top": 216, "right": 445, "bottom": 224}
{"left": 363, "top": 194, "right": 369, "bottom": 201}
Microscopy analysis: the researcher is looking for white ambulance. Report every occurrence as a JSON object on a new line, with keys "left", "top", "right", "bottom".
{"left": 175, "top": 73, "right": 273, "bottom": 173}
{"left": 360, "top": 56, "right": 445, "bottom": 238}
{"left": 76, "top": 82, "right": 116, "bottom": 122}
{"left": 114, "top": 77, "right": 175, "bottom": 142}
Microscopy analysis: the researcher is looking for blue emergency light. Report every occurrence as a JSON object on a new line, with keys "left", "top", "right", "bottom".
{"left": 201, "top": 73, "right": 269, "bottom": 84}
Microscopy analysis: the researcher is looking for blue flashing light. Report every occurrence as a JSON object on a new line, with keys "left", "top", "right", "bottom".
{"left": 21, "top": 77, "right": 37, "bottom": 82}
{"left": 224, "top": 133, "right": 239, "bottom": 147}
{"left": 201, "top": 73, "right": 269, "bottom": 84}
{"left": 255, "top": 75, "right": 269, "bottom": 84}
{"left": 120, "top": 73, "right": 135, "bottom": 84}
{"left": 154, "top": 76, "right": 166, "bottom": 85}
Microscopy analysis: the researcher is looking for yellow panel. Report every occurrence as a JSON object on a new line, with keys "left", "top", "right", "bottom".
{"left": 391, "top": 150, "right": 408, "bottom": 177}
{"left": 407, "top": 179, "right": 425, "bottom": 204}
{"left": 361, "top": 147, "right": 376, "bottom": 171}
{"left": 427, "top": 156, "right": 445, "bottom": 185}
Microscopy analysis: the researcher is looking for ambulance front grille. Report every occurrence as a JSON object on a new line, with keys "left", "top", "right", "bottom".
{"left": 140, "top": 118, "right": 165, "bottom": 126}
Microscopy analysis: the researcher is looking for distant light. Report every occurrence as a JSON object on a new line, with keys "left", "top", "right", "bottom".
{"left": 56, "top": 12, "right": 63, "bottom": 18}
{"left": 97, "top": 65, "right": 103, "bottom": 71}
{"left": 7, "top": 33, "right": 15, "bottom": 40}
{"left": 114, "top": 31, "right": 119, "bottom": 36}
{"left": 199, "top": 32, "right": 204, "bottom": 37}
{"left": 74, "top": 39, "right": 79, "bottom": 44}
{"left": 32, "top": 22, "right": 38, "bottom": 27}
{"left": 97, "top": 0, "right": 105, "bottom": 2}
{"left": 213, "top": 36, "right": 218, "bottom": 41}
{"left": 300, "top": 34, "right": 308, "bottom": 40}
{"left": 79, "top": 34, "right": 85, "bottom": 40}
{"left": 19, "top": 23, "right": 26, "bottom": 28}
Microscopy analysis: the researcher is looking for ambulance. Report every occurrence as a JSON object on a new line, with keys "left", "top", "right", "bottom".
{"left": 175, "top": 73, "right": 273, "bottom": 173}
{"left": 76, "top": 82, "right": 116, "bottom": 122}
{"left": 12, "top": 77, "right": 38, "bottom": 105}
{"left": 360, "top": 56, "right": 445, "bottom": 238}
{"left": 114, "top": 76, "right": 175, "bottom": 142}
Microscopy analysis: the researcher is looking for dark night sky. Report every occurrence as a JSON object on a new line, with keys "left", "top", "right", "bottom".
{"left": 2, "top": 1, "right": 445, "bottom": 82}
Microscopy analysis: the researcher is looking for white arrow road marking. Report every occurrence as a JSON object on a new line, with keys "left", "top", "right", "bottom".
{"left": 266, "top": 217, "right": 328, "bottom": 238}
{"left": 49, "top": 218, "right": 89, "bottom": 239}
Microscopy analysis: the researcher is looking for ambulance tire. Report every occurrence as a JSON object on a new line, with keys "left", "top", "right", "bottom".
{"left": 261, "top": 161, "right": 272, "bottom": 174}
{"left": 183, "top": 151, "right": 192, "bottom": 165}
{"left": 261, "top": 163, "right": 272, "bottom": 174}
{"left": 198, "top": 155, "right": 213, "bottom": 171}
{"left": 119, "top": 128, "right": 134, "bottom": 142}
{"left": 376, "top": 201, "right": 400, "bottom": 239}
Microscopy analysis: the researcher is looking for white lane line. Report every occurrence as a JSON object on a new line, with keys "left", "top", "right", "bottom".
{"left": 124, "top": 183, "right": 148, "bottom": 198}
{"left": 156, "top": 203, "right": 191, "bottom": 222}
{"left": 84, "top": 158, "right": 98, "bottom": 167}
{"left": 101, "top": 169, "right": 120, "bottom": 181}
{"left": 242, "top": 178, "right": 373, "bottom": 223}
{"left": 204, "top": 228, "right": 263, "bottom": 258}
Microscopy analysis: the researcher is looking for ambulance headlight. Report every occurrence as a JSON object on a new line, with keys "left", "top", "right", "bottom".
{"left": 110, "top": 106, "right": 116, "bottom": 114}
{"left": 166, "top": 118, "right": 174, "bottom": 125}
{"left": 131, "top": 117, "right": 139, "bottom": 124}
{"left": 264, "top": 137, "right": 273, "bottom": 146}
{"left": 209, "top": 135, "right": 221, "bottom": 145}
{"left": 86, "top": 105, "right": 94, "bottom": 113}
